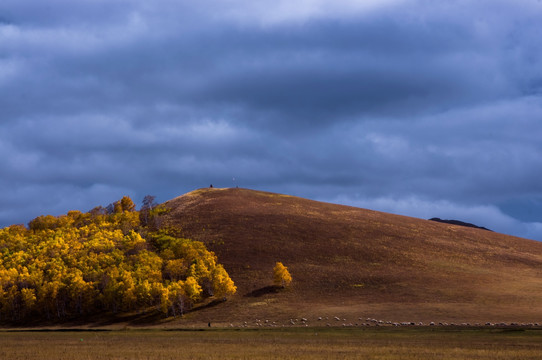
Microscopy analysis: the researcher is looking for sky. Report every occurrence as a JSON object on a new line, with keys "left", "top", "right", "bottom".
{"left": 1, "top": 0, "right": 542, "bottom": 240}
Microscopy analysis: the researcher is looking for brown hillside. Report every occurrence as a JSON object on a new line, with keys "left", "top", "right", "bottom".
{"left": 162, "top": 188, "right": 542, "bottom": 325}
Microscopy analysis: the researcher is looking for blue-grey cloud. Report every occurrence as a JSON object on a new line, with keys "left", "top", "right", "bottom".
{"left": 1, "top": 0, "right": 542, "bottom": 240}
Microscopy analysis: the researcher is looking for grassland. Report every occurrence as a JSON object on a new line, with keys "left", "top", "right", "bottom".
{"left": 1, "top": 327, "right": 542, "bottom": 359}
{"left": 160, "top": 187, "right": 542, "bottom": 325}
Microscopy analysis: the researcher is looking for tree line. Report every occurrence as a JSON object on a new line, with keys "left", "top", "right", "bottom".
{"left": 0, "top": 196, "right": 236, "bottom": 322}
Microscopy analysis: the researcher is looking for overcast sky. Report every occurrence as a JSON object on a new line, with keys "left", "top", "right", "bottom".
{"left": 1, "top": 0, "right": 542, "bottom": 240}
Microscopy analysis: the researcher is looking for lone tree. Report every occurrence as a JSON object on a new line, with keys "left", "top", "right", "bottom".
{"left": 140, "top": 195, "right": 157, "bottom": 227}
{"left": 273, "top": 262, "right": 292, "bottom": 288}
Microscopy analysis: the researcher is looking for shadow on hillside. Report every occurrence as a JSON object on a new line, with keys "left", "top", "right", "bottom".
{"left": 0, "top": 310, "right": 167, "bottom": 328}
{"left": 95, "top": 311, "right": 165, "bottom": 327}
{"left": 190, "top": 299, "right": 225, "bottom": 314}
{"left": 0, "top": 298, "right": 233, "bottom": 328}
{"left": 244, "top": 285, "right": 283, "bottom": 297}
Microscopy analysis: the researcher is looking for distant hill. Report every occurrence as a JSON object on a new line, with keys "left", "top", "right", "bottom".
{"left": 162, "top": 188, "right": 542, "bottom": 325}
{"left": 429, "top": 217, "right": 492, "bottom": 231}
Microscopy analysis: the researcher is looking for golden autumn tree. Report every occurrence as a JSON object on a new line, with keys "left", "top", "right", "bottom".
{"left": 0, "top": 196, "right": 236, "bottom": 322}
{"left": 211, "top": 264, "right": 237, "bottom": 299}
{"left": 273, "top": 262, "right": 292, "bottom": 288}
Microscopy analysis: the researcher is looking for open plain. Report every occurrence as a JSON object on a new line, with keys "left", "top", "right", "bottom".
{"left": 2, "top": 327, "right": 542, "bottom": 360}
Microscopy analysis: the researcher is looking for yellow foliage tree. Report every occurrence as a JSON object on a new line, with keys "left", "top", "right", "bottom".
{"left": 211, "top": 264, "right": 237, "bottom": 298}
{"left": 0, "top": 195, "right": 236, "bottom": 322}
{"left": 183, "top": 276, "right": 202, "bottom": 304}
{"left": 273, "top": 262, "right": 292, "bottom": 288}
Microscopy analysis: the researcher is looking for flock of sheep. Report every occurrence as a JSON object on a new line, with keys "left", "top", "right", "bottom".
{"left": 228, "top": 317, "right": 540, "bottom": 328}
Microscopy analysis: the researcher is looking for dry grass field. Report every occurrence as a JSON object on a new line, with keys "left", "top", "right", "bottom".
{"left": 161, "top": 187, "right": 542, "bottom": 325}
{"left": 1, "top": 328, "right": 542, "bottom": 360}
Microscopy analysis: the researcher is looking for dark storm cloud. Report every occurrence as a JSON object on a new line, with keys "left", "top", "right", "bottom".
{"left": 1, "top": 0, "right": 542, "bottom": 239}
{"left": 190, "top": 21, "right": 502, "bottom": 122}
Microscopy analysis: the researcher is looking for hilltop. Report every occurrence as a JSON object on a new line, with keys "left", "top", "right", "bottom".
{"left": 161, "top": 187, "right": 542, "bottom": 325}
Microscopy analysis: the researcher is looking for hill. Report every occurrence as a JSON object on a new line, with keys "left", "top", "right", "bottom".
{"left": 162, "top": 188, "right": 542, "bottom": 325}
{"left": 429, "top": 217, "right": 492, "bottom": 231}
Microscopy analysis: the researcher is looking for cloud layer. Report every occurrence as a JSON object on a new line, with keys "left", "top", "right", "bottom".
{"left": 1, "top": 0, "right": 542, "bottom": 239}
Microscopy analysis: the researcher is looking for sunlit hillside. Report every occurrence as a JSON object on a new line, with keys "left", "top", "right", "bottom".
{"left": 162, "top": 187, "right": 542, "bottom": 325}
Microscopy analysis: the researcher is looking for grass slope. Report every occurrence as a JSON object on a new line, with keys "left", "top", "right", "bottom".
{"left": 162, "top": 188, "right": 542, "bottom": 325}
